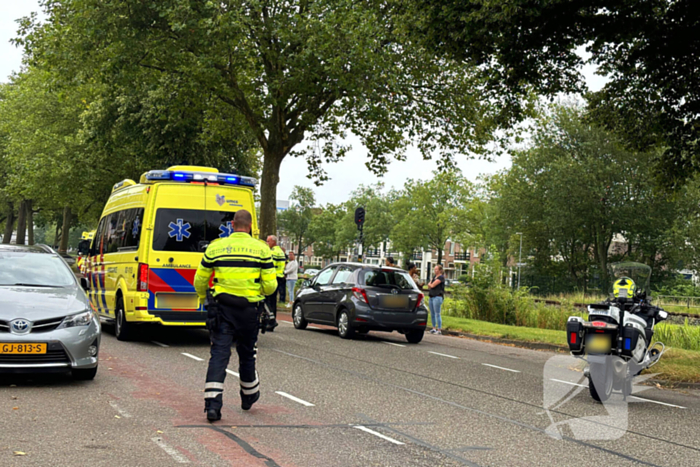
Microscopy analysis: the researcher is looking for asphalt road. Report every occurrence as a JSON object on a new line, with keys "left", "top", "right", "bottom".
{"left": 1, "top": 313, "right": 699, "bottom": 466}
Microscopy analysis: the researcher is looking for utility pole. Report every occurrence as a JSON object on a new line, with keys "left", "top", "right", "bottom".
{"left": 516, "top": 232, "right": 523, "bottom": 289}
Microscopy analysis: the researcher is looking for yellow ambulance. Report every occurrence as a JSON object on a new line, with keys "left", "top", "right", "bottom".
{"left": 87, "top": 165, "right": 258, "bottom": 340}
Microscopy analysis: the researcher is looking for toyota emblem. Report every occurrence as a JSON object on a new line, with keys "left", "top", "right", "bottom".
{"left": 10, "top": 319, "right": 31, "bottom": 335}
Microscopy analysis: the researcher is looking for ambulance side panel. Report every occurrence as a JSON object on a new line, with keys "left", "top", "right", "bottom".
{"left": 89, "top": 185, "right": 148, "bottom": 319}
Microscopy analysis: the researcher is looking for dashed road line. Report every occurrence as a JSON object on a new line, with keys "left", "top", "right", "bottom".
{"left": 482, "top": 363, "right": 520, "bottom": 373}
{"left": 226, "top": 369, "right": 240, "bottom": 377}
{"left": 109, "top": 400, "right": 132, "bottom": 418}
{"left": 279, "top": 320, "right": 293, "bottom": 325}
{"left": 151, "top": 341, "right": 169, "bottom": 348}
{"left": 630, "top": 396, "right": 686, "bottom": 409}
{"left": 427, "top": 351, "right": 459, "bottom": 359}
{"left": 383, "top": 342, "right": 406, "bottom": 348}
{"left": 181, "top": 353, "right": 204, "bottom": 362}
{"left": 275, "top": 391, "right": 315, "bottom": 407}
{"left": 151, "top": 437, "right": 190, "bottom": 463}
{"left": 550, "top": 378, "right": 588, "bottom": 388}
{"left": 352, "top": 425, "right": 405, "bottom": 445}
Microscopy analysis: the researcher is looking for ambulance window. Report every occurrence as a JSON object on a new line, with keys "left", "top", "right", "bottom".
{"left": 106, "top": 213, "right": 122, "bottom": 253}
{"left": 152, "top": 208, "right": 207, "bottom": 252}
{"left": 92, "top": 217, "right": 108, "bottom": 255}
{"left": 121, "top": 208, "right": 144, "bottom": 250}
{"left": 206, "top": 211, "right": 238, "bottom": 240}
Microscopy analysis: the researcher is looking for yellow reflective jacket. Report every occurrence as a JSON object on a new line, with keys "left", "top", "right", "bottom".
{"left": 194, "top": 232, "right": 277, "bottom": 302}
{"left": 271, "top": 245, "right": 286, "bottom": 278}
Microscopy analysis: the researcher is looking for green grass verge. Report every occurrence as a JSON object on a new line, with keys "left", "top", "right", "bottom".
{"left": 434, "top": 314, "right": 700, "bottom": 384}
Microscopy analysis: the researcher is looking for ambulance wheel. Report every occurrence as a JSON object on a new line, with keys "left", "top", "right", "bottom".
{"left": 115, "top": 296, "right": 134, "bottom": 341}
{"left": 588, "top": 362, "right": 613, "bottom": 403}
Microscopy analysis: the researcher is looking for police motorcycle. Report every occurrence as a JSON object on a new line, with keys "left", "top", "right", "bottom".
{"left": 566, "top": 262, "right": 669, "bottom": 402}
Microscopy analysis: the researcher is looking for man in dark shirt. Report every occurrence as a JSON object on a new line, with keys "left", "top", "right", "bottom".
{"left": 428, "top": 264, "right": 445, "bottom": 335}
{"left": 385, "top": 257, "right": 396, "bottom": 267}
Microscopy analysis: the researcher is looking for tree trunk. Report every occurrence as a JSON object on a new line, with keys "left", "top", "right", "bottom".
{"left": 2, "top": 202, "right": 15, "bottom": 244}
{"left": 59, "top": 206, "right": 72, "bottom": 254}
{"left": 297, "top": 235, "right": 303, "bottom": 260}
{"left": 54, "top": 223, "right": 61, "bottom": 249}
{"left": 259, "top": 152, "right": 284, "bottom": 239}
{"left": 15, "top": 200, "right": 27, "bottom": 245}
{"left": 437, "top": 248, "right": 443, "bottom": 265}
{"left": 26, "top": 200, "right": 34, "bottom": 245}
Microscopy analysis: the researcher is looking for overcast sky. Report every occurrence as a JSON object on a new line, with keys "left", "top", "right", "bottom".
{"left": 1, "top": 1, "right": 609, "bottom": 204}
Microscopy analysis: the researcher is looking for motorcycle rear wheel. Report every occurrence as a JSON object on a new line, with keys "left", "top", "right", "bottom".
{"left": 589, "top": 362, "right": 614, "bottom": 402}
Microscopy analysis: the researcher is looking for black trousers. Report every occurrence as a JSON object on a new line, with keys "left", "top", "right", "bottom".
{"left": 264, "top": 280, "right": 279, "bottom": 326}
{"left": 204, "top": 296, "right": 260, "bottom": 411}
{"left": 277, "top": 277, "right": 286, "bottom": 302}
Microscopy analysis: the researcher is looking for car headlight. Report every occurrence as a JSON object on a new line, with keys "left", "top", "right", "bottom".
{"left": 58, "top": 309, "right": 94, "bottom": 329}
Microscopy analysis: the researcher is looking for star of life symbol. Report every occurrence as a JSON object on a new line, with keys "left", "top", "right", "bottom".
{"left": 132, "top": 217, "right": 140, "bottom": 237}
{"left": 168, "top": 218, "right": 191, "bottom": 242}
{"left": 219, "top": 221, "right": 234, "bottom": 238}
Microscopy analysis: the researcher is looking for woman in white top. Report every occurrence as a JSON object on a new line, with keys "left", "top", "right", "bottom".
{"left": 284, "top": 251, "right": 299, "bottom": 307}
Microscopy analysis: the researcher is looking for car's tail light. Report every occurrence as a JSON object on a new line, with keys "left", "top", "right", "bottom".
{"left": 415, "top": 293, "right": 424, "bottom": 309}
{"left": 137, "top": 263, "right": 149, "bottom": 292}
{"left": 352, "top": 287, "right": 369, "bottom": 304}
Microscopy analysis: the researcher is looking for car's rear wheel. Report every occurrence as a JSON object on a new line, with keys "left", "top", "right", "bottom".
{"left": 293, "top": 303, "right": 308, "bottom": 330}
{"left": 337, "top": 310, "right": 354, "bottom": 339}
{"left": 405, "top": 330, "right": 424, "bottom": 344}
{"left": 72, "top": 366, "right": 98, "bottom": 381}
{"left": 115, "top": 296, "right": 135, "bottom": 341}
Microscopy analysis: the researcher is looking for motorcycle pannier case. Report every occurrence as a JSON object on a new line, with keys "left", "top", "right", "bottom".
{"left": 567, "top": 318, "right": 584, "bottom": 355}
{"left": 620, "top": 324, "right": 643, "bottom": 358}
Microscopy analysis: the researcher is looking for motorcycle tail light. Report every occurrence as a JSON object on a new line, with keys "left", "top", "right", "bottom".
{"left": 570, "top": 332, "right": 577, "bottom": 344}
{"left": 591, "top": 321, "right": 607, "bottom": 328}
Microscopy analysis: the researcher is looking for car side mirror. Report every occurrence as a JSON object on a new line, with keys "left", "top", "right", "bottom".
{"left": 80, "top": 277, "right": 90, "bottom": 291}
{"left": 302, "top": 279, "right": 310, "bottom": 288}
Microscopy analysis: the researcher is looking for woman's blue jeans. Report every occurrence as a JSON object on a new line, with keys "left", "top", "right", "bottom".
{"left": 429, "top": 296, "right": 443, "bottom": 329}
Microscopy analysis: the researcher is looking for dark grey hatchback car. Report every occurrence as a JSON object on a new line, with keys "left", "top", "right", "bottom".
{"left": 292, "top": 263, "right": 428, "bottom": 343}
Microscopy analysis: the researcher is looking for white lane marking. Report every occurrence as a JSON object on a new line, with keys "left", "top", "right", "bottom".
{"left": 383, "top": 342, "right": 406, "bottom": 348}
{"left": 151, "top": 437, "right": 190, "bottom": 463}
{"left": 108, "top": 401, "right": 132, "bottom": 418}
{"left": 482, "top": 363, "right": 520, "bottom": 373}
{"left": 427, "top": 351, "right": 459, "bottom": 359}
{"left": 550, "top": 378, "right": 588, "bottom": 388}
{"left": 279, "top": 321, "right": 293, "bottom": 325}
{"left": 308, "top": 325, "right": 322, "bottom": 329}
{"left": 151, "top": 341, "right": 169, "bottom": 348}
{"left": 226, "top": 369, "right": 240, "bottom": 378}
{"left": 275, "top": 391, "right": 315, "bottom": 407}
{"left": 352, "top": 425, "right": 405, "bottom": 445}
{"left": 181, "top": 353, "right": 204, "bottom": 362}
{"left": 630, "top": 396, "right": 686, "bottom": 409}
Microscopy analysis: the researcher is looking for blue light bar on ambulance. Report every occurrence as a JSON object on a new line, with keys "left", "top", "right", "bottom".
{"left": 144, "top": 170, "right": 257, "bottom": 187}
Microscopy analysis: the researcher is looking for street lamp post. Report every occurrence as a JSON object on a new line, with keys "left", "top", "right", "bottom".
{"left": 516, "top": 232, "right": 523, "bottom": 289}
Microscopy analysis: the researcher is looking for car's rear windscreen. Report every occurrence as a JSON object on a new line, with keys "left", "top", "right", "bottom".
{"left": 0, "top": 253, "right": 75, "bottom": 287}
{"left": 361, "top": 269, "right": 416, "bottom": 290}
{"left": 152, "top": 208, "right": 243, "bottom": 252}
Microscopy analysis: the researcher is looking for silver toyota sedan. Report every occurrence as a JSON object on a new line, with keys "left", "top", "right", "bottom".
{"left": 0, "top": 244, "right": 100, "bottom": 380}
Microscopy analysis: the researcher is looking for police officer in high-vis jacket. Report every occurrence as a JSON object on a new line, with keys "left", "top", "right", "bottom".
{"left": 264, "top": 235, "right": 286, "bottom": 331}
{"left": 194, "top": 210, "right": 277, "bottom": 421}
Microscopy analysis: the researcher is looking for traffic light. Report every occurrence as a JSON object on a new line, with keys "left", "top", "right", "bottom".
{"left": 354, "top": 207, "right": 365, "bottom": 228}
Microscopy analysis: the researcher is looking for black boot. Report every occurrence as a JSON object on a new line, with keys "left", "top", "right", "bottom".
{"left": 266, "top": 321, "right": 278, "bottom": 332}
{"left": 205, "top": 408, "right": 221, "bottom": 422}
{"left": 241, "top": 392, "right": 260, "bottom": 411}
